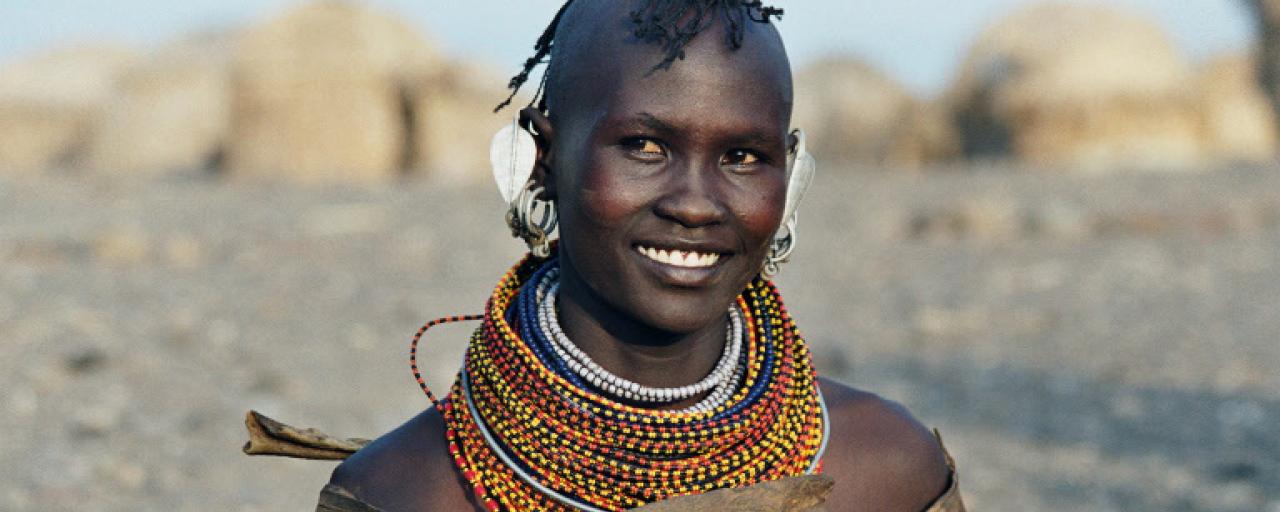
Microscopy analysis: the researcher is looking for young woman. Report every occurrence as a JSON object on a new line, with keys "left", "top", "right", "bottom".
{"left": 327, "top": 1, "right": 963, "bottom": 510}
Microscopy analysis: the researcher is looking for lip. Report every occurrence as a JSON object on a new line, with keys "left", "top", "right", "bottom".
{"left": 631, "top": 241, "right": 733, "bottom": 288}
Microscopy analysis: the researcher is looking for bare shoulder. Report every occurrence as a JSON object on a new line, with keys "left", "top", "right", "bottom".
{"left": 327, "top": 407, "right": 478, "bottom": 512}
{"left": 817, "top": 377, "right": 951, "bottom": 512}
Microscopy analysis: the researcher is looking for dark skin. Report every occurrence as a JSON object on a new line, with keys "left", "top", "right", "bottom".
{"left": 332, "top": 381, "right": 946, "bottom": 511}
{"left": 331, "top": 1, "right": 950, "bottom": 510}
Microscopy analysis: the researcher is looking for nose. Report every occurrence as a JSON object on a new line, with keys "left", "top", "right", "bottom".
{"left": 653, "top": 159, "right": 728, "bottom": 229}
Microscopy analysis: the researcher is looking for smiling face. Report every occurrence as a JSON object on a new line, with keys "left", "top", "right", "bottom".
{"left": 529, "top": 1, "right": 794, "bottom": 337}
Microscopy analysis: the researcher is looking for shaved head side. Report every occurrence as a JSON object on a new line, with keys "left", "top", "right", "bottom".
{"left": 541, "top": 0, "right": 634, "bottom": 115}
{"left": 496, "top": 0, "right": 790, "bottom": 117}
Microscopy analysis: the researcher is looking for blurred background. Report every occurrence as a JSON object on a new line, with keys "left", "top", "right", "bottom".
{"left": 1, "top": 0, "right": 1278, "bottom": 510}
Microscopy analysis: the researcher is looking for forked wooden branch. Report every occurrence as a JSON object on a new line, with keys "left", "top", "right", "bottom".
{"left": 242, "top": 410, "right": 371, "bottom": 460}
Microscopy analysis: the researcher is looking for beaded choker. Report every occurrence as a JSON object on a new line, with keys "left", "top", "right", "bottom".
{"left": 533, "top": 266, "right": 744, "bottom": 411}
{"left": 412, "top": 255, "right": 828, "bottom": 511}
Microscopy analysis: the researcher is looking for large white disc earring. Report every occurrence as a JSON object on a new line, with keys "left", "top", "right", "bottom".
{"left": 491, "top": 117, "right": 556, "bottom": 257}
{"left": 490, "top": 117, "right": 538, "bottom": 205}
{"left": 764, "top": 129, "right": 816, "bottom": 277}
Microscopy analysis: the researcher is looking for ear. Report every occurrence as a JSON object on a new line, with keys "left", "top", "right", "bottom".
{"left": 520, "top": 107, "right": 557, "bottom": 200}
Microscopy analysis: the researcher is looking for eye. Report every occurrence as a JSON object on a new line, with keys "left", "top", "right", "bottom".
{"left": 621, "top": 137, "right": 666, "bottom": 161}
{"left": 721, "top": 149, "right": 762, "bottom": 167}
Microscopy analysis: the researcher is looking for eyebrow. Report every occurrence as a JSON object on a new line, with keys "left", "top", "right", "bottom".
{"left": 634, "top": 112, "right": 676, "bottom": 133}
{"left": 631, "top": 112, "right": 780, "bottom": 147}
{"left": 727, "top": 132, "right": 779, "bottom": 149}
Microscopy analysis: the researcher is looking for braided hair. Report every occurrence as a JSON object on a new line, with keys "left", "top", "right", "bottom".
{"left": 495, "top": 0, "right": 784, "bottom": 113}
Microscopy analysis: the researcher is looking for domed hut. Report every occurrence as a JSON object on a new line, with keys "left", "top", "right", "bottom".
{"left": 407, "top": 62, "right": 512, "bottom": 183}
{"left": 226, "top": 1, "right": 437, "bottom": 183}
{"left": 947, "top": 4, "right": 1203, "bottom": 171}
{"left": 85, "top": 32, "right": 236, "bottom": 175}
{"left": 794, "top": 58, "right": 907, "bottom": 165}
{"left": 1195, "top": 53, "right": 1278, "bottom": 163}
{"left": 0, "top": 44, "right": 138, "bottom": 174}
{"left": 793, "top": 57, "right": 958, "bottom": 170}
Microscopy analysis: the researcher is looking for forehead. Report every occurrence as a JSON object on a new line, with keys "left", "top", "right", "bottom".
{"left": 547, "top": 3, "right": 793, "bottom": 130}
{"left": 609, "top": 53, "right": 792, "bottom": 139}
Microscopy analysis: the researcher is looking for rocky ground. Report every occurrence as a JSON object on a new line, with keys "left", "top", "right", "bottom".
{"left": 2, "top": 165, "right": 1278, "bottom": 511}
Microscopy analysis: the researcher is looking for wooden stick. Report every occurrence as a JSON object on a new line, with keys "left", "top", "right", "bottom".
{"left": 242, "top": 410, "right": 371, "bottom": 460}
{"left": 243, "top": 410, "right": 839, "bottom": 511}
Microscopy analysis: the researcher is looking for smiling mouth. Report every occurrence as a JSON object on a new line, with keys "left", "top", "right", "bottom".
{"left": 635, "top": 245, "right": 722, "bottom": 268}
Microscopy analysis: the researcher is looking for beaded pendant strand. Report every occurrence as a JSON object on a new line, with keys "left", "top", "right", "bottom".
{"left": 414, "top": 254, "right": 827, "bottom": 511}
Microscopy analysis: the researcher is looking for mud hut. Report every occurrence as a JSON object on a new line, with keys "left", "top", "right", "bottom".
{"left": 226, "top": 1, "right": 437, "bottom": 183}
{"left": 792, "top": 58, "right": 913, "bottom": 166}
{"left": 947, "top": 4, "right": 1204, "bottom": 171}
{"left": 1196, "top": 53, "right": 1278, "bottom": 163}
{"left": 884, "top": 100, "right": 963, "bottom": 170}
{"left": 793, "top": 57, "right": 958, "bottom": 170}
{"left": 1246, "top": 0, "right": 1280, "bottom": 127}
{"left": 85, "top": 33, "right": 236, "bottom": 175}
{"left": 0, "top": 44, "right": 138, "bottom": 174}
{"left": 406, "top": 63, "right": 510, "bottom": 183}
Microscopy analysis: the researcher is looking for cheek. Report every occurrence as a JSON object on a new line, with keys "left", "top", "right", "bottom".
{"left": 733, "top": 176, "right": 788, "bottom": 244}
{"left": 568, "top": 159, "right": 652, "bottom": 231}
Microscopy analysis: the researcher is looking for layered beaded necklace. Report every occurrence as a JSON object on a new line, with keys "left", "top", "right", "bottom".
{"left": 533, "top": 267, "right": 744, "bottom": 412}
{"left": 411, "top": 255, "right": 828, "bottom": 511}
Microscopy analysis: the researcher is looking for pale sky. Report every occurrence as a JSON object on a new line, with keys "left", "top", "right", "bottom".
{"left": 0, "top": 0, "right": 1258, "bottom": 96}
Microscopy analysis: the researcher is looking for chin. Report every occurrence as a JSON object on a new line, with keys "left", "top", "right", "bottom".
{"left": 618, "top": 249, "right": 756, "bottom": 329}
{"left": 557, "top": 237, "right": 760, "bottom": 338}
{"left": 620, "top": 266, "right": 751, "bottom": 337}
{"left": 630, "top": 292, "right": 732, "bottom": 336}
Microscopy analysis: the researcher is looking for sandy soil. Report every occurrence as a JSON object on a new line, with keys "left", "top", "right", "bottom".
{"left": 2, "top": 165, "right": 1277, "bottom": 511}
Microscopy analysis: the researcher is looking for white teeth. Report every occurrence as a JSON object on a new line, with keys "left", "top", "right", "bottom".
{"left": 636, "top": 245, "right": 721, "bottom": 268}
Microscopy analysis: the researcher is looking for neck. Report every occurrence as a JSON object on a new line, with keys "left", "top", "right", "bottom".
{"left": 555, "top": 265, "right": 728, "bottom": 398}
